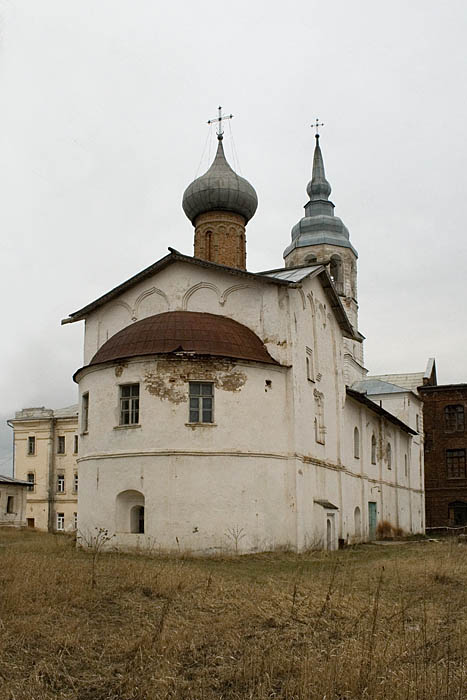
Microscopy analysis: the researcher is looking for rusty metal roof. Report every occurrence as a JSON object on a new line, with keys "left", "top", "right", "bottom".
{"left": 88, "top": 311, "right": 280, "bottom": 368}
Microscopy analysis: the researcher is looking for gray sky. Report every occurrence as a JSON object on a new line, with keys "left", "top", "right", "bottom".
{"left": 1, "top": 0, "right": 466, "bottom": 474}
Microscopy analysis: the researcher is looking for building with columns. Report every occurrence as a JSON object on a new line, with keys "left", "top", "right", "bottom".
{"left": 62, "top": 126, "right": 424, "bottom": 552}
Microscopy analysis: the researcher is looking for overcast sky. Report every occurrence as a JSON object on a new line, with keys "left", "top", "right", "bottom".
{"left": 1, "top": 0, "right": 466, "bottom": 474}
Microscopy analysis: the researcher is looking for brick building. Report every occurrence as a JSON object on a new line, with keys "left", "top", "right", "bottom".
{"left": 419, "top": 384, "right": 467, "bottom": 528}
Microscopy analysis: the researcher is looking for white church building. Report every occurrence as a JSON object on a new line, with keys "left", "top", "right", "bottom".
{"left": 63, "top": 123, "right": 424, "bottom": 553}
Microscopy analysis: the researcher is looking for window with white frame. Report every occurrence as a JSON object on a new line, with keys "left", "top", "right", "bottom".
{"left": 73, "top": 472, "right": 78, "bottom": 493}
{"left": 82, "top": 393, "right": 89, "bottom": 433}
{"left": 73, "top": 512, "right": 78, "bottom": 530}
{"left": 57, "top": 474, "right": 65, "bottom": 493}
{"left": 189, "top": 382, "right": 214, "bottom": 423}
{"left": 56, "top": 512, "right": 65, "bottom": 531}
{"left": 119, "top": 384, "right": 140, "bottom": 425}
{"left": 27, "top": 436, "right": 35, "bottom": 455}
{"left": 57, "top": 436, "right": 65, "bottom": 454}
{"left": 27, "top": 472, "right": 35, "bottom": 492}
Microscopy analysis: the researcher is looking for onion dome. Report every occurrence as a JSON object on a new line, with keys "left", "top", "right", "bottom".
{"left": 88, "top": 311, "right": 278, "bottom": 367}
{"left": 284, "top": 134, "right": 357, "bottom": 258}
{"left": 182, "top": 136, "right": 258, "bottom": 224}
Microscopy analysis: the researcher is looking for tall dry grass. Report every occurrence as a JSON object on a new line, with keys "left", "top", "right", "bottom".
{"left": 1, "top": 529, "right": 467, "bottom": 699}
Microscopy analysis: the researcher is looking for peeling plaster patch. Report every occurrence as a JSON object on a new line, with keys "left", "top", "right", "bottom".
{"left": 144, "top": 358, "right": 247, "bottom": 403}
{"left": 263, "top": 337, "right": 287, "bottom": 347}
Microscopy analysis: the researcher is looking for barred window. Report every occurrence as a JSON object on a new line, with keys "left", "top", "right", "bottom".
{"left": 447, "top": 449, "right": 466, "bottom": 479}
{"left": 189, "top": 382, "right": 214, "bottom": 423}
{"left": 445, "top": 405, "right": 465, "bottom": 433}
{"left": 120, "top": 384, "right": 140, "bottom": 425}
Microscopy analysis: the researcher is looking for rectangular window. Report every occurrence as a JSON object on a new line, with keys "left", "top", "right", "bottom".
{"left": 189, "top": 382, "right": 214, "bottom": 423}
{"left": 306, "top": 347, "right": 314, "bottom": 382}
{"left": 27, "top": 436, "right": 35, "bottom": 455}
{"left": 119, "top": 384, "right": 140, "bottom": 425}
{"left": 73, "top": 512, "right": 78, "bottom": 530}
{"left": 27, "top": 473, "right": 35, "bottom": 492}
{"left": 445, "top": 405, "right": 465, "bottom": 433}
{"left": 447, "top": 449, "right": 466, "bottom": 479}
{"left": 57, "top": 436, "right": 65, "bottom": 454}
{"left": 56, "top": 512, "right": 65, "bottom": 531}
{"left": 7, "top": 496, "right": 14, "bottom": 513}
{"left": 82, "top": 393, "right": 89, "bottom": 433}
{"left": 57, "top": 474, "right": 65, "bottom": 493}
{"left": 73, "top": 472, "right": 78, "bottom": 493}
{"left": 73, "top": 435, "right": 79, "bottom": 454}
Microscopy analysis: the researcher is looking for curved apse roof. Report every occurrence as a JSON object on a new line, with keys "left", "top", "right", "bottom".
{"left": 88, "top": 311, "right": 279, "bottom": 368}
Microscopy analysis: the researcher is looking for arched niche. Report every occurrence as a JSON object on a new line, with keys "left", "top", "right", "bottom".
{"left": 116, "top": 490, "right": 145, "bottom": 533}
{"left": 354, "top": 506, "right": 361, "bottom": 539}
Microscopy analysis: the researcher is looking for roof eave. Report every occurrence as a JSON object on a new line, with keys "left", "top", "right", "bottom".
{"left": 63, "top": 248, "right": 293, "bottom": 324}
{"left": 346, "top": 387, "right": 417, "bottom": 435}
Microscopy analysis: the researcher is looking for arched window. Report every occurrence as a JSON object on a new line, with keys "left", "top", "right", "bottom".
{"left": 371, "top": 434, "right": 377, "bottom": 464}
{"left": 354, "top": 427, "right": 360, "bottom": 459}
{"left": 330, "top": 255, "right": 343, "bottom": 294}
{"left": 387, "top": 443, "right": 392, "bottom": 469}
{"left": 354, "top": 506, "right": 361, "bottom": 539}
{"left": 444, "top": 405, "right": 465, "bottom": 433}
{"left": 116, "top": 490, "right": 145, "bottom": 534}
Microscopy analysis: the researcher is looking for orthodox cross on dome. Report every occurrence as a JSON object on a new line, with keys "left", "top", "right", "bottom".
{"left": 207, "top": 105, "right": 233, "bottom": 139}
{"left": 312, "top": 118, "right": 324, "bottom": 137}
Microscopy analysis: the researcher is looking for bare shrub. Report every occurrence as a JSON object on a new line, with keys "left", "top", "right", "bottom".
{"left": 376, "top": 519, "right": 394, "bottom": 539}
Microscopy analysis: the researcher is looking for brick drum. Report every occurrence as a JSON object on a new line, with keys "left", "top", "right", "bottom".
{"left": 420, "top": 384, "right": 467, "bottom": 528}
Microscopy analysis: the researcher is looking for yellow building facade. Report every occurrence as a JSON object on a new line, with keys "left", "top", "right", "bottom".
{"left": 9, "top": 406, "right": 79, "bottom": 532}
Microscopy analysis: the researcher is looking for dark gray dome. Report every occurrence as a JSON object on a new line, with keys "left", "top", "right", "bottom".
{"left": 182, "top": 137, "right": 258, "bottom": 224}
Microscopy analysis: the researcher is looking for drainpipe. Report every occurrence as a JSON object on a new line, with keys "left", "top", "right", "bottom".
{"left": 47, "top": 417, "right": 56, "bottom": 532}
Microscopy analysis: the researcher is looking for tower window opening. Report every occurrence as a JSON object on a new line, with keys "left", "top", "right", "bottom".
{"left": 329, "top": 255, "right": 343, "bottom": 294}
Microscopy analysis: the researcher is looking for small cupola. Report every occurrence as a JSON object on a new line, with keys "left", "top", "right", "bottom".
{"left": 182, "top": 109, "right": 258, "bottom": 270}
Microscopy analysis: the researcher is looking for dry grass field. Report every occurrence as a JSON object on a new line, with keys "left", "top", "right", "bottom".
{"left": 1, "top": 529, "right": 467, "bottom": 699}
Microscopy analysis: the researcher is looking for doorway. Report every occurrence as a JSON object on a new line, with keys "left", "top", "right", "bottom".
{"left": 368, "top": 502, "right": 377, "bottom": 540}
{"left": 27, "top": 518, "right": 35, "bottom": 528}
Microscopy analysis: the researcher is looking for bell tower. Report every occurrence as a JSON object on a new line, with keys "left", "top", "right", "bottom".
{"left": 283, "top": 125, "right": 359, "bottom": 330}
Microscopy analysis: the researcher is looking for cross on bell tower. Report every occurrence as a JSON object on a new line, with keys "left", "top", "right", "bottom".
{"left": 312, "top": 118, "right": 324, "bottom": 137}
{"left": 207, "top": 106, "right": 233, "bottom": 140}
